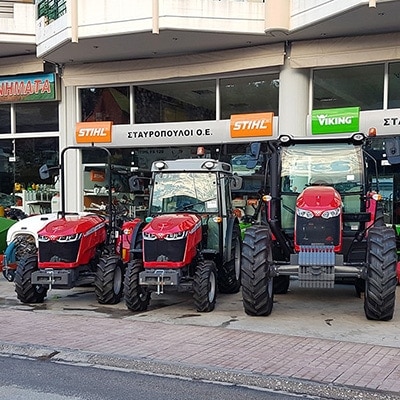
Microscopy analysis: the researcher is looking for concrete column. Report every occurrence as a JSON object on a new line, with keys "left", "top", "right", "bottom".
{"left": 60, "top": 85, "right": 83, "bottom": 212}
{"left": 278, "top": 48, "right": 310, "bottom": 137}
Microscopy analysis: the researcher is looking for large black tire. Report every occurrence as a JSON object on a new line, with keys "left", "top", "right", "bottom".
{"left": 193, "top": 259, "right": 217, "bottom": 312}
{"left": 14, "top": 234, "right": 37, "bottom": 261}
{"left": 95, "top": 255, "right": 125, "bottom": 304}
{"left": 124, "top": 259, "right": 151, "bottom": 311}
{"left": 14, "top": 254, "right": 47, "bottom": 304}
{"left": 218, "top": 224, "right": 241, "bottom": 294}
{"left": 3, "top": 235, "right": 38, "bottom": 282}
{"left": 364, "top": 226, "right": 397, "bottom": 321}
{"left": 241, "top": 226, "right": 274, "bottom": 316}
{"left": 273, "top": 275, "right": 290, "bottom": 294}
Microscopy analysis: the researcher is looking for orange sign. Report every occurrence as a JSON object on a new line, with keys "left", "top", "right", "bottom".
{"left": 75, "top": 121, "right": 113, "bottom": 143}
{"left": 230, "top": 112, "right": 274, "bottom": 138}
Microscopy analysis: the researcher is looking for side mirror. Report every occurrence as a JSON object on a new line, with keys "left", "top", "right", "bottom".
{"left": 246, "top": 142, "right": 261, "bottom": 169}
{"left": 39, "top": 164, "right": 50, "bottom": 180}
{"left": 230, "top": 174, "right": 243, "bottom": 190}
{"left": 129, "top": 175, "right": 142, "bottom": 192}
{"left": 385, "top": 137, "right": 400, "bottom": 164}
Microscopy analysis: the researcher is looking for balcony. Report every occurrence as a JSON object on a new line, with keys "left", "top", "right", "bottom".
{"left": 36, "top": 0, "right": 267, "bottom": 64}
{"left": 35, "top": 0, "right": 400, "bottom": 66}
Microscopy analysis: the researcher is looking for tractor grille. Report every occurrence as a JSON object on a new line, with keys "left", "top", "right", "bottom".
{"left": 144, "top": 237, "right": 187, "bottom": 263}
{"left": 39, "top": 239, "right": 81, "bottom": 263}
{"left": 296, "top": 215, "right": 340, "bottom": 247}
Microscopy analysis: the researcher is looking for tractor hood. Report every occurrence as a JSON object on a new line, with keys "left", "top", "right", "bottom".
{"left": 38, "top": 213, "right": 106, "bottom": 238}
{"left": 144, "top": 213, "right": 201, "bottom": 237}
{"left": 297, "top": 186, "right": 341, "bottom": 211}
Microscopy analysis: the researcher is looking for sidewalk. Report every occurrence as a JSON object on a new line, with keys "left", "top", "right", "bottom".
{"left": 0, "top": 308, "right": 399, "bottom": 400}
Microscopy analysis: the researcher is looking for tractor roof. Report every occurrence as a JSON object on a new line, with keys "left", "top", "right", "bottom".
{"left": 151, "top": 158, "right": 232, "bottom": 174}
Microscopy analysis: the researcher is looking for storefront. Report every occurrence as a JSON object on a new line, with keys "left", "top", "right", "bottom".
{"left": 0, "top": 57, "right": 60, "bottom": 215}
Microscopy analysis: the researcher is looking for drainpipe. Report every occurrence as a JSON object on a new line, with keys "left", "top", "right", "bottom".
{"left": 369, "top": 0, "right": 376, "bottom": 7}
{"left": 71, "top": 0, "right": 78, "bottom": 43}
{"left": 152, "top": 0, "right": 159, "bottom": 34}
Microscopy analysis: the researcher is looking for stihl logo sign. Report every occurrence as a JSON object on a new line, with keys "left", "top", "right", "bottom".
{"left": 75, "top": 121, "right": 113, "bottom": 143}
{"left": 230, "top": 112, "right": 274, "bottom": 138}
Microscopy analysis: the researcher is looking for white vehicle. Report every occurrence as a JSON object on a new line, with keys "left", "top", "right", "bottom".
{"left": 6, "top": 213, "right": 58, "bottom": 247}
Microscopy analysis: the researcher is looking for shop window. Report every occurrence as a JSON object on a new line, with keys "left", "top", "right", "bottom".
{"left": 220, "top": 73, "right": 279, "bottom": 119}
{"left": 0, "top": 137, "right": 59, "bottom": 197}
{"left": 80, "top": 87, "right": 130, "bottom": 124}
{"left": 135, "top": 80, "right": 216, "bottom": 123}
{"left": 0, "top": 104, "right": 10, "bottom": 134}
{"left": 15, "top": 102, "right": 59, "bottom": 132}
{"left": 388, "top": 62, "right": 400, "bottom": 109}
{"left": 313, "top": 64, "right": 384, "bottom": 110}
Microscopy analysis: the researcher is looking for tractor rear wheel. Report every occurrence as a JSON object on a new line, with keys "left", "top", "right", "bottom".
{"left": 14, "top": 254, "right": 47, "bottom": 303}
{"left": 218, "top": 224, "right": 241, "bottom": 294}
{"left": 364, "top": 226, "right": 397, "bottom": 321}
{"left": 193, "top": 259, "right": 217, "bottom": 312}
{"left": 241, "top": 226, "right": 274, "bottom": 316}
{"left": 124, "top": 259, "right": 151, "bottom": 311}
{"left": 95, "top": 255, "right": 125, "bottom": 304}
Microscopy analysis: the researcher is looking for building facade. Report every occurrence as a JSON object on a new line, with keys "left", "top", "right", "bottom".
{"left": 1, "top": 0, "right": 400, "bottom": 216}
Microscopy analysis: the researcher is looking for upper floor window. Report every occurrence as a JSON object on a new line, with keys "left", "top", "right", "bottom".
{"left": 388, "top": 62, "right": 400, "bottom": 109}
{"left": 16, "top": 103, "right": 59, "bottom": 133}
{"left": 313, "top": 64, "right": 384, "bottom": 110}
{"left": 0, "top": 104, "right": 10, "bottom": 134}
{"left": 80, "top": 87, "right": 130, "bottom": 124}
{"left": 135, "top": 80, "right": 216, "bottom": 123}
{"left": 220, "top": 73, "right": 279, "bottom": 119}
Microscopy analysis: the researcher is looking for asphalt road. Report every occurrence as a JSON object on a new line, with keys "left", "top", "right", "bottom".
{"left": 0, "top": 355, "right": 315, "bottom": 400}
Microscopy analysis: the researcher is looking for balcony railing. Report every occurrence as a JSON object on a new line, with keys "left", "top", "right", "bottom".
{"left": 37, "top": 0, "right": 66, "bottom": 24}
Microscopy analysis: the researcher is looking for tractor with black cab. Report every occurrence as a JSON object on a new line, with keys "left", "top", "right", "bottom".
{"left": 241, "top": 134, "right": 397, "bottom": 321}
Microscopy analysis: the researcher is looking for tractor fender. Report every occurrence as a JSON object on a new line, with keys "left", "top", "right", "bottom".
{"left": 4, "top": 240, "right": 16, "bottom": 265}
{"left": 130, "top": 220, "right": 147, "bottom": 260}
{"left": 224, "top": 216, "right": 240, "bottom": 264}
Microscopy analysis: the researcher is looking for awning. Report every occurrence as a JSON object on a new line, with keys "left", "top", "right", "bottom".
{"left": 0, "top": 55, "right": 44, "bottom": 76}
{"left": 63, "top": 43, "right": 285, "bottom": 86}
{"left": 290, "top": 32, "right": 400, "bottom": 68}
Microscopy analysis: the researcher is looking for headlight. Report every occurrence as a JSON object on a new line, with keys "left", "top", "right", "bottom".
{"left": 143, "top": 232, "right": 157, "bottom": 240}
{"left": 38, "top": 234, "right": 50, "bottom": 242}
{"left": 296, "top": 208, "right": 314, "bottom": 219}
{"left": 165, "top": 231, "right": 188, "bottom": 240}
{"left": 321, "top": 207, "right": 341, "bottom": 219}
{"left": 57, "top": 233, "right": 82, "bottom": 242}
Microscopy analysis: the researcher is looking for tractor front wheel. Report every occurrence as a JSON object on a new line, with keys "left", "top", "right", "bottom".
{"left": 241, "top": 226, "right": 274, "bottom": 316}
{"left": 124, "top": 259, "right": 151, "bottom": 311}
{"left": 193, "top": 259, "right": 217, "bottom": 312}
{"left": 364, "top": 226, "right": 397, "bottom": 321}
{"left": 14, "top": 254, "right": 47, "bottom": 303}
{"left": 95, "top": 255, "right": 125, "bottom": 304}
{"left": 218, "top": 224, "right": 241, "bottom": 294}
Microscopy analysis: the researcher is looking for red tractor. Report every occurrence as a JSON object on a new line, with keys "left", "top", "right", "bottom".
{"left": 14, "top": 146, "right": 133, "bottom": 305}
{"left": 241, "top": 134, "right": 397, "bottom": 321}
{"left": 124, "top": 158, "right": 242, "bottom": 312}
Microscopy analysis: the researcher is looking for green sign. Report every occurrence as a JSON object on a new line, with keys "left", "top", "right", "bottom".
{"left": 311, "top": 107, "right": 360, "bottom": 135}
{"left": 0, "top": 73, "right": 58, "bottom": 103}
